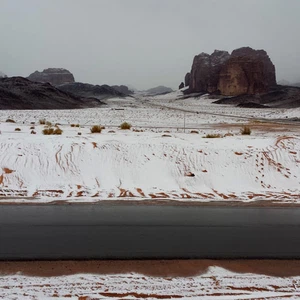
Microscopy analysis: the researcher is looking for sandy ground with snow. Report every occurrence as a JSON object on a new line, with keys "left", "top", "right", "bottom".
{"left": 1, "top": 260, "right": 300, "bottom": 299}
{"left": 0, "top": 93, "right": 299, "bottom": 203}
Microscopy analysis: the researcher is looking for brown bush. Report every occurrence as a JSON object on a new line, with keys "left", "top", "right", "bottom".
{"left": 90, "top": 125, "right": 102, "bottom": 133}
{"left": 14, "top": 128, "right": 21, "bottom": 131}
{"left": 39, "top": 119, "right": 46, "bottom": 125}
{"left": 6, "top": 119, "right": 15, "bottom": 123}
{"left": 120, "top": 122, "right": 132, "bottom": 130}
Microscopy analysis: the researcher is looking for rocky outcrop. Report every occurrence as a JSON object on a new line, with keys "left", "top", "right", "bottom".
{"left": 185, "top": 47, "right": 276, "bottom": 96}
{"left": 0, "top": 77, "right": 102, "bottom": 109}
{"left": 213, "top": 85, "right": 300, "bottom": 108}
{"left": 218, "top": 57, "right": 267, "bottom": 96}
{"left": 184, "top": 72, "right": 190, "bottom": 87}
{"left": 27, "top": 68, "right": 75, "bottom": 86}
{"left": 112, "top": 85, "right": 134, "bottom": 95}
{"left": 57, "top": 82, "right": 127, "bottom": 100}
{"left": 189, "top": 50, "right": 230, "bottom": 93}
{"left": 231, "top": 47, "right": 276, "bottom": 87}
{"left": 179, "top": 82, "right": 184, "bottom": 89}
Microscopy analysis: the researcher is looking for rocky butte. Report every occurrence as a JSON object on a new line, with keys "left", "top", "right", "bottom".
{"left": 184, "top": 47, "right": 276, "bottom": 96}
{"left": 27, "top": 68, "right": 75, "bottom": 86}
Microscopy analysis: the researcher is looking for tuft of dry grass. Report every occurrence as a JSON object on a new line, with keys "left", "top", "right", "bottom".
{"left": 6, "top": 119, "right": 15, "bottom": 123}
{"left": 190, "top": 130, "right": 199, "bottom": 134}
{"left": 90, "top": 125, "right": 102, "bottom": 133}
{"left": 241, "top": 126, "right": 251, "bottom": 135}
{"left": 203, "top": 133, "right": 223, "bottom": 138}
{"left": 71, "top": 124, "right": 80, "bottom": 128}
{"left": 14, "top": 128, "right": 21, "bottom": 131}
{"left": 30, "top": 126, "right": 35, "bottom": 130}
{"left": 78, "top": 132, "right": 82, "bottom": 135}
{"left": 39, "top": 119, "right": 46, "bottom": 125}
{"left": 31, "top": 130, "right": 36, "bottom": 134}
{"left": 120, "top": 122, "right": 132, "bottom": 130}
{"left": 45, "top": 121, "right": 52, "bottom": 127}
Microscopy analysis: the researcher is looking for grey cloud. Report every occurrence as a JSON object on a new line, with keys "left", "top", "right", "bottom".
{"left": 1, "top": 0, "right": 300, "bottom": 89}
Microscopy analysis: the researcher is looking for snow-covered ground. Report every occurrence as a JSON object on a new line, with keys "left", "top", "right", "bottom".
{"left": 0, "top": 94, "right": 299, "bottom": 203}
{"left": 1, "top": 266, "right": 300, "bottom": 299}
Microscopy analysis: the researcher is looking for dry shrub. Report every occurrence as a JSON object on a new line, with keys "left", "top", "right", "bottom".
{"left": 190, "top": 130, "right": 199, "bottom": 134}
{"left": 14, "top": 128, "right": 21, "bottom": 131}
{"left": 45, "top": 121, "right": 52, "bottom": 126}
{"left": 42, "top": 127, "right": 63, "bottom": 135}
{"left": 120, "top": 122, "right": 132, "bottom": 130}
{"left": 30, "top": 126, "right": 35, "bottom": 130}
{"left": 203, "top": 133, "right": 223, "bottom": 138}
{"left": 90, "top": 125, "right": 102, "bottom": 133}
{"left": 30, "top": 122, "right": 35, "bottom": 125}
{"left": 42, "top": 128, "right": 54, "bottom": 135}
{"left": 53, "top": 127, "right": 63, "bottom": 135}
{"left": 6, "top": 119, "right": 15, "bottom": 123}
{"left": 78, "top": 132, "right": 82, "bottom": 135}
{"left": 71, "top": 124, "right": 80, "bottom": 127}
{"left": 241, "top": 126, "right": 251, "bottom": 135}
{"left": 108, "top": 130, "right": 116, "bottom": 133}
{"left": 31, "top": 130, "right": 36, "bottom": 134}
{"left": 162, "top": 134, "right": 172, "bottom": 137}
{"left": 39, "top": 119, "right": 46, "bottom": 125}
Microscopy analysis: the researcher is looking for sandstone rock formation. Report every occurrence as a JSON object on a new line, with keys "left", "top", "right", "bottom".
{"left": 189, "top": 50, "right": 230, "bottom": 93}
{"left": 179, "top": 82, "right": 184, "bottom": 89}
{"left": 185, "top": 47, "right": 276, "bottom": 96}
{"left": 184, "top": 72, "right": 190, "bottom": 87}
{"left": 0, "top": 77, "right": 102, "bottom": 109}
{"left": 27, "top": 68, "right": 75, "bottom": 86}
{"left": 231, "top": 47, "right": 276, "bottom": 87}
{"left": 218, "top": 57, "right": 266, "bottom": 96}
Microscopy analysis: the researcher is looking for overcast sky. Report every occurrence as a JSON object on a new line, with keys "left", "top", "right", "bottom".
{"left": 1, "top": 0, "right": 300, "bottom": 89}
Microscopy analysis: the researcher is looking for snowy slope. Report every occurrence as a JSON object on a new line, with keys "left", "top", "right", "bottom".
{"left": 0, "top": 126, "right": 299, "bottom": 202}
{"left": 1, "top": 267, "right": 300, "bottom": 299}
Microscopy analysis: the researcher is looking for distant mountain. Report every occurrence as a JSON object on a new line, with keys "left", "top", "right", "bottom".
{"left": 0, "top": 71, "right": 7, "bottom": 78}
{"left": 0, "top": 77, "right": 103, "bottom": 109}
{"left": 144, "top": 86, "right": 173, "bottom": 96}
{"left": 57, "top": 82, "right": 127, "bottom": 100}
{"left": 292, "top": 82, "right": 300, "bottom": 87}
{"left": 111, "top": 85, "right": 134, "bottom": 95}
{"left": 27, "top": 68, "right": 75, "bottom": 86}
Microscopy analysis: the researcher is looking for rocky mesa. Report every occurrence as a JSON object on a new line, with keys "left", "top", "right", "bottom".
{"left": 184, "top": 47, "right": 276, "bottom": 96}
{"left": 27, "top": 68, "right": 75, "bottom": 86}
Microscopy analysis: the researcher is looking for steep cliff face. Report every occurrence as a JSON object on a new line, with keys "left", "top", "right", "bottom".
{"left": 27, "top": 68, "right": 75, "bottom": 86}
{"left": 231, "top": 47, "right": 276, "bottom": 87}
{"left": 189, "top": 50, "right": 230, "bottom": 93}
{"left": 185, "top": 47, "right": 276, "bottom": 96}
{"left": 218, "top": 57, "right": 267, "bottom": 96}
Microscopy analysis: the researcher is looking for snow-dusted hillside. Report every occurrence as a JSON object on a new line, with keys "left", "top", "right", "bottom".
{"left": 0, "top": 122, "right": 299, "bottom": 202}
